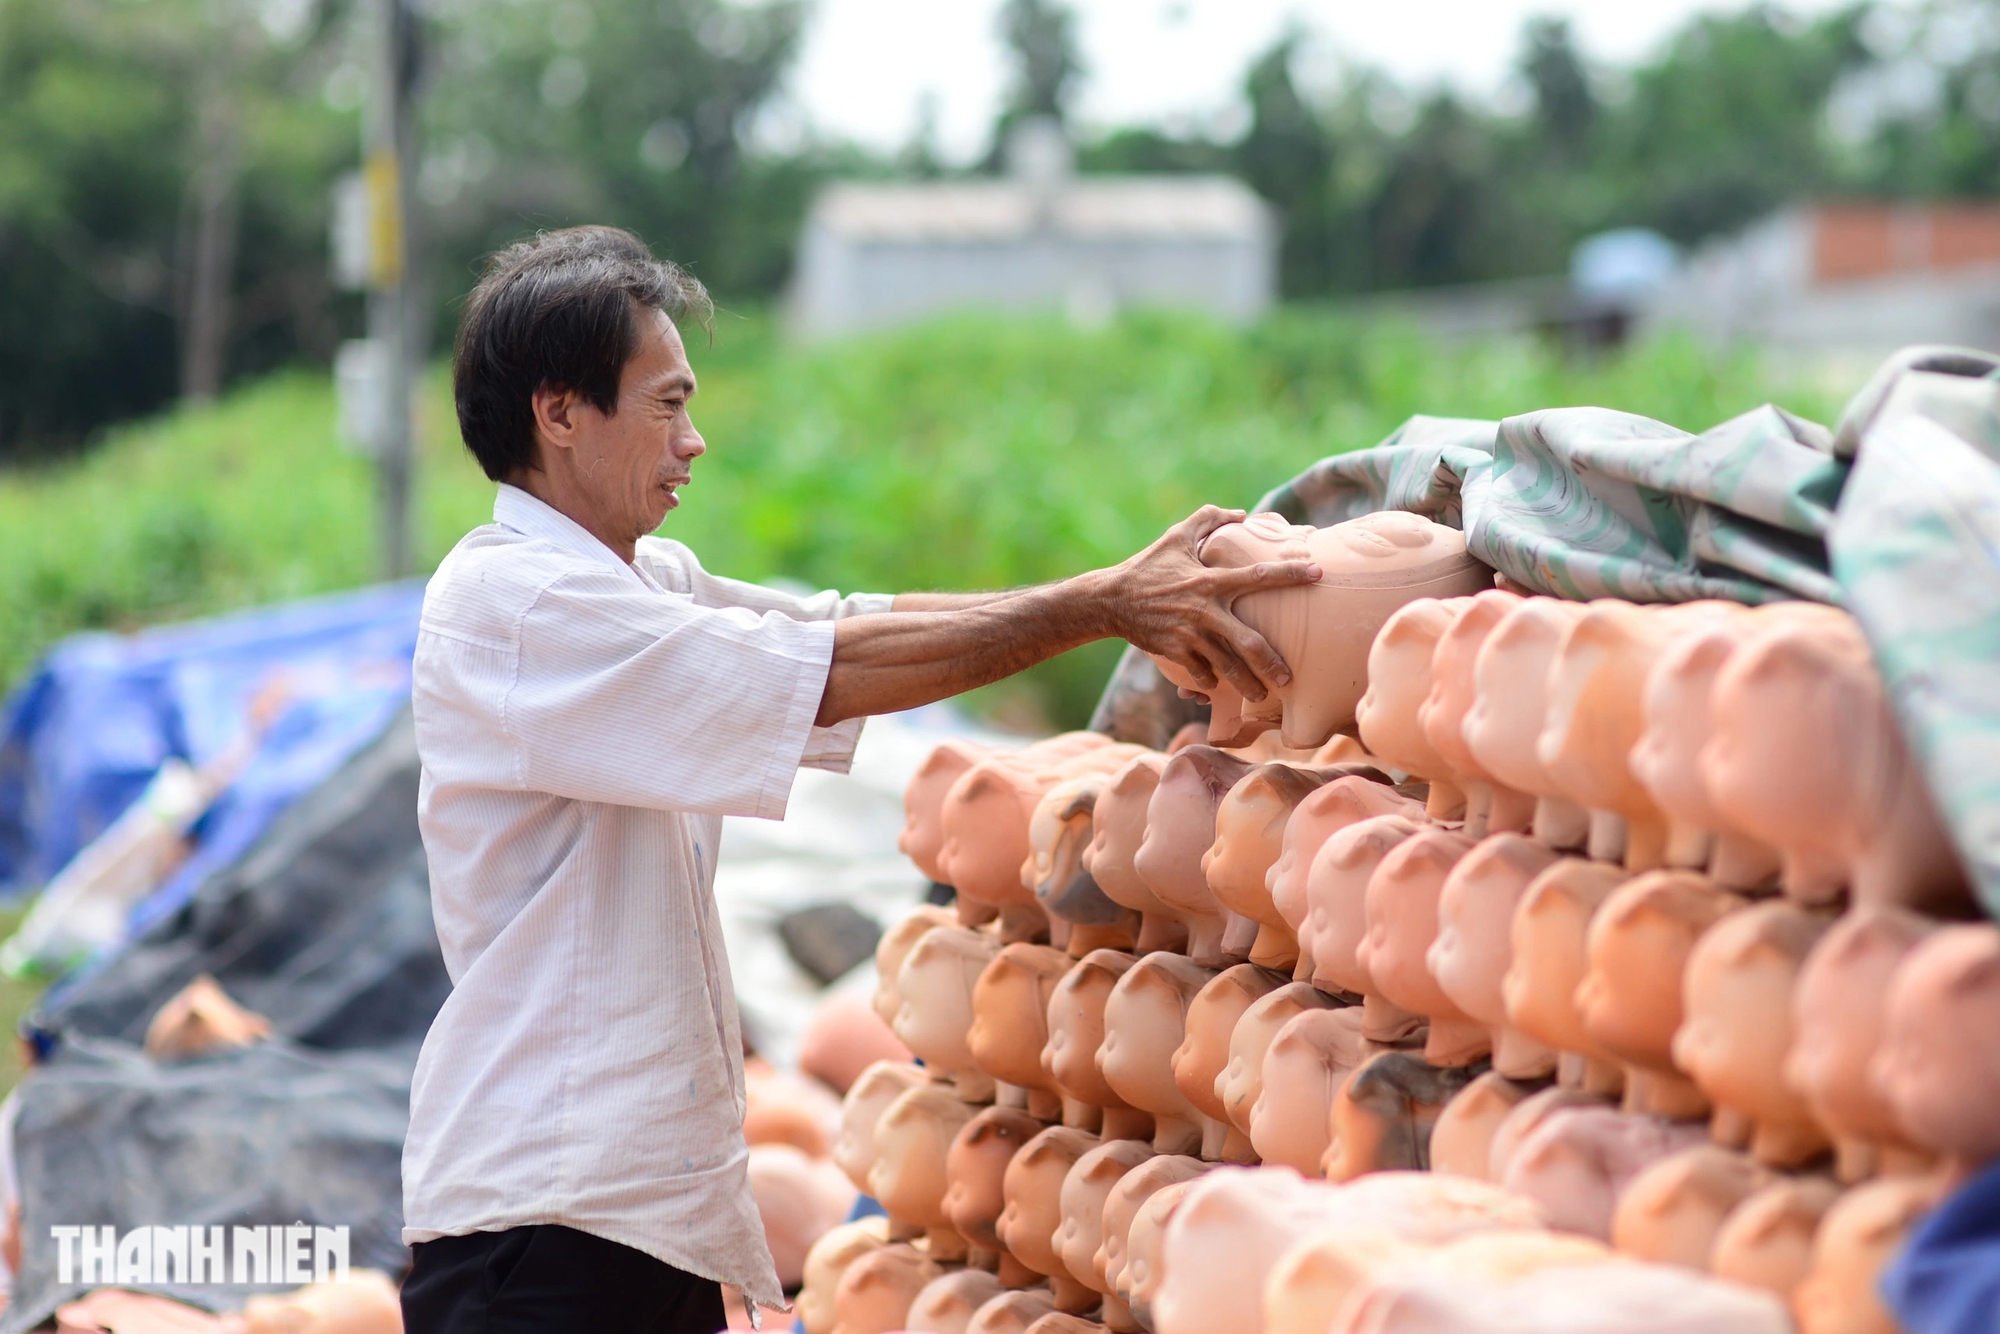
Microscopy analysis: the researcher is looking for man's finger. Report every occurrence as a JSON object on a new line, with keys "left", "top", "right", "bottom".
{"left": 1202, "top": 633, "right": 1270, "bottom": 703}
{"left": 1176, "top": 505, "right": 1247, "bottom": 544}
{"left": 1210, "top": 558, "right": 1322, "bottom": 592}
{"left": 1166, "top": 643, "right": 1220, "bottom": 693}
{"left": 1209, "top": 614, "right": 1292, "bottom": 693}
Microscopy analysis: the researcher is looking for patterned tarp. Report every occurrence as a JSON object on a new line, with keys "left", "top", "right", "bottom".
{"left": 1251, "top": 406, "right": 1846, "bottom": 605}
{"left": 1092, "top": 345, "right": 2000, "bottom": 919}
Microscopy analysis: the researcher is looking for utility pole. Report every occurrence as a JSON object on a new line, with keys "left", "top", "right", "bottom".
{"left": 364, "top": 0, "right": 417, "bottom": 580}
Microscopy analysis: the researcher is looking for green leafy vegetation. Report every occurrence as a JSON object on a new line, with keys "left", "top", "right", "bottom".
{"left": 7, "top": 0, "right": 1996, "bottom": 458}
{"left": 0, "top": 312, "right": 1844, "bottom": 728}
{"left": 0, "top": 905, "right": 41, "bottom": 1095}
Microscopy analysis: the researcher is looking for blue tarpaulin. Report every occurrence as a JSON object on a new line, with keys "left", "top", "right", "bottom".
{"left": 1883, "top": 1158, "right": 2000, "bottom": 1334}
{"left": 0, "top": 582, "right": 424, "bottom": 962}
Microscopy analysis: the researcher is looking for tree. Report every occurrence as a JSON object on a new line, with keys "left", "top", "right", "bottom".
{"left": 1367, "top": 93, "right": 1526, "bottom": 288}
{"left": 417, "top": 0, "right": 809, "bottom": 303}
{"left": 1594, "top": 5, "right": 1872, "bottom": 242}
{"left": 0, "top": 0, "right": 353, "bottom": 452}
{"left": 985, "top": 0, "right": 1084, "bottom": 166}
{"left": 1233, "top": 31, "right": 1341, "bottom": 297}
{"left": 1521, "top": 17, "right": 1595, "bottom": 166}
{"left": 1846, "top": 0, "right": 2000, "bottom": 199}
{"left": 999, "top": 0, "right": 1083, "bottom": 124}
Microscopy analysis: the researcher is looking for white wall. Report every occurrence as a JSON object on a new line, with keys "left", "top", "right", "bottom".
{"left": 790, "top": 227, "right": 1276, "bottom": 338}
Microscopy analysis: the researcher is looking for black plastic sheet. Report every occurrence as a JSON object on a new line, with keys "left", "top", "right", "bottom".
{"left": 5, "top": 709, "right": 440, "bottom": 1328}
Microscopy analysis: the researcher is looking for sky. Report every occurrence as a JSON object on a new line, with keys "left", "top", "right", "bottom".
{"left": 784, "top": 0, "right": 1864, "bottom": 162}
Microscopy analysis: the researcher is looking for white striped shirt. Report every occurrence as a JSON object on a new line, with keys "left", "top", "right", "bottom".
{"left": 401, "top": 484, "right": 890, "bottom": 1309}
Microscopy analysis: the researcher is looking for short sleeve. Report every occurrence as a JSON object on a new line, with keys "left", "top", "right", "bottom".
{"left": 633, "top": 537, "right": 893, "bottom": 773}
{"left": 633, "top": 537, "right": 896, "bottom": 623}
{"left": 503, "top": 567, "right": 836, "bottom": 818}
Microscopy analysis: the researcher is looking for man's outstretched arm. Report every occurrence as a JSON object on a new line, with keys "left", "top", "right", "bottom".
{"left": 890, "top": 589, "right": 1033, "bottom": 612}
{"left": 815, "top": 506, "right": 1320, "bottom": 727}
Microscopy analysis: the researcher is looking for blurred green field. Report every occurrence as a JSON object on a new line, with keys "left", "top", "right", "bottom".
{"left": 0, "top": 309, "right": 1846, "bottom": 729}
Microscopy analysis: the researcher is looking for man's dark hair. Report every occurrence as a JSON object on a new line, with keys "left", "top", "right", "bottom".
{"left": 453, "top": 226, "right": 712, "bottom": 482}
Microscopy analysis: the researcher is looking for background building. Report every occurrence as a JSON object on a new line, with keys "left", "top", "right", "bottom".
{"left": 1645, "top": 203, "right": 2000, "bottom": 356}
{"left": 789, "top": 121, "right": 1276, "bottom": 338}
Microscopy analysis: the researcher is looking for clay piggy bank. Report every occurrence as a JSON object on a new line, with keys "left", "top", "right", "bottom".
{"left": 1099, "top": 952, "right": 1221, "bottom": 1156}
{"left": 903, "top": 739, "right": 995, "bottom": 883}
{"left": 895, "top": 926, "right": 1003, "bottom": 1102}
{"left": 1206, "top": 762, "right": 1385, "bottom": 970}
{"left": 1429, "top": 833, "right": 1562, "bottom": 1080}
{"left": 835, "top": 1061, "right": 928, "bottom": 1194}
{"left": 797, "top": 1217, "right": 891, "bottom": 1334}
{"left": 1329, "top": 1257, "right": 1796, "bottom": 1334}
{"left": 1356, "top": 596, "right": 1479, "bottom": 821}
{"left": 1054, "top": 1138, "right": 1156, "bottom": 1305}
{"left": 1503, "top": 858, "right": 1629, "bottom": 1096}
{"left": 1026, "top": 774, "right": 1140, "bottom": 955}
{"left": 1703, "top": 608, "right": 1971, "bottom": 914}
{"left": 970, "top": 941, "right": 1077, "bottom": 1118}
{"left": 966, "top": 1289, "right": 1060, "bottom": 1334}
{"left": 1323, "top": 1052, "right": 1484, "bottom": 1180}
{"left": 1219, "top": 981, "right": 1345, "bottom": 1141}
{"left": 831, "top": 1241, "right": 943, "bottom": 1334}
{"left": 1629, "top": 618, "right": 1782, "bottom": 888}
{"left": 874, "top": 905, "right": 956, "bottom": 1029}
{"left": 1263, "top": 1228, "right": 1615, "bottom": 1334}
{"left": 1173, "top": 963, "right": 1287, "bottom": 1161}
{"left": 1250, "top": 1005, "right": 1383, "bottom": 1174}
{"left": 1135, "top": 745, "right": 1258, "bottom": 966}
{"left": 800, "top": 992, "right": 915, "bottom": 1097}
{"left": 944, "top": 1104, "right": 1048, "bottom": 1256}
{"left": 870, "top": 1081, "right": 979, "bottom": 1258}
{"left": 1358, "top": 827, "right": 1486, "bottom": 1066}
{"left": 998, "top": 1126, "right": 1102, "bottom": 1312}
{"left": 1272, "top": 777, "right": 1427, "bottom": 984}
{"left": 1874, "top": 922, "right": 2000, "bottom": 1183}
{"left": 1198, "top": 511, "right": 1493, "bottom": 750}
{"left": 1577, "top": 870, "right": 1749, "bottom": 1121}
{"left": 1786, "top": 904, "right": 1939, "bottom": 1181}
{"left": 1609, "top": 1142, "right": 1761, "bottom": 1269}
{"left": 1463, "top": 597, "right": 1591, "bottom": 850}
{"left": 1098, "top": 1154, "right": 1210, "bottom": 1306}
{"left": 1498, "top": 1102, "right": 1709, "bottom": 1241}
{"left": 907, "top": 1269, "right": 1007, "bottom": 1334}
{"left": 748, "top": 1142, "right": 861, "bottom": 1288}
{"left": 1043, "top": 947, "right": 1153, "bottom": 1139}
{"left": 1539, "top": 601, "right": 1737, "bottom": 869}
{"left": 1708, "top": 1174, "right": 1842, "bottom": 1303}
{"left": 1791, "top": 1174, "right": 1942, "bottom": 1334}
{"left": 940, "top": 740, "right": 1143, "bottom": 940}
{"left": 1305, "top": 813, "right": 1427, "bottom": 1040}
{"left": 1083, "top": 753, "right": 1189, "bottom": 954}
{"left": 1153, "top": 1167, "right": 1347, "bottom": 1334}
{"left": 1419, "top": 589, "right": 1531, "bottom": 837}
{"left": 1674, "top": 901, "right": 1835, "bottom": 1169}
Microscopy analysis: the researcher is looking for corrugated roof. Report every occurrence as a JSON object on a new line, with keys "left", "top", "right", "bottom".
{"left": 807, "top": 175, "right": 1270, "bottom": 243}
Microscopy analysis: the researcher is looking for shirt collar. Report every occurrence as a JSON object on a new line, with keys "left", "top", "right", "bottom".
{"left": 493, "top": 484, "right": 647, "bottom": 588}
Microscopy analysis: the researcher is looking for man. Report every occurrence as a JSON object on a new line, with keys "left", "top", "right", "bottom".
{"left": 398, "top": 226, "right": 1318, "bottom": 1334}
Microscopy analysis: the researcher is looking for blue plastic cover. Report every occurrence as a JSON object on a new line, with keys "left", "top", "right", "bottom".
{"left": 1882, "top": 1158, "right": 2000, "bottom": 1334}
{"left": 0, "top": 582, "right": 424, "bottom": 952}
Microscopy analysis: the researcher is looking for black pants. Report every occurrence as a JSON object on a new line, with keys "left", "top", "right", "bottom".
{"left": 402, "top": 1225, "right": 730, "bottom": 1334}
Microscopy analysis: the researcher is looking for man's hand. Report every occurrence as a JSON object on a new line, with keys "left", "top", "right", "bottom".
{"left": 1104, "top": 505, "right": 1320, "bottom": 703}
{"left": 815, "top": 506, "right": 1319, "bottom": 727}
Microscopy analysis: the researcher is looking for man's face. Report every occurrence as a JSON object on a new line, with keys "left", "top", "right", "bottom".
{"left": 556, "top": 306, "right": 706, "bottom": 542}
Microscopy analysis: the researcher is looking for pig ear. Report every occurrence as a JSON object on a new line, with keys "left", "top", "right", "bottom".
{"left": 1057, "top": 788, "right": 1099, "bottom": 822}
{"left": 1181, "top": 748, "right": 1228, "bottom": 788}
{"left": 957, "top": 770, "right": 1005, "bottom": 803}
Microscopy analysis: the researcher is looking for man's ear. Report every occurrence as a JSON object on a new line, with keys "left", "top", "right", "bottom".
{"left": 530, "top": 383, "right": 580, "bottom": 457}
